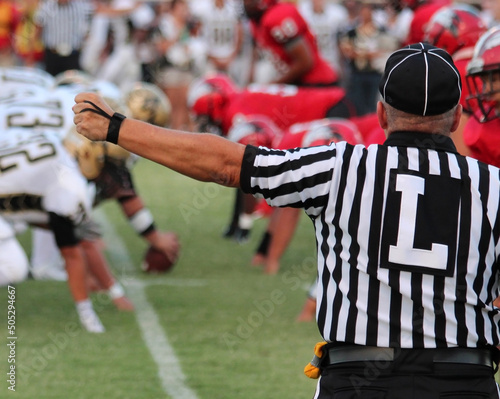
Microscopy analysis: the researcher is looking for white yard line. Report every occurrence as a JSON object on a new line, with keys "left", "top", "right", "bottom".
{"left": 96, "top": 209, "right": 199, "bottom": 399}
{"left": 127, "top": 279, "right": 207, "bottom": 288}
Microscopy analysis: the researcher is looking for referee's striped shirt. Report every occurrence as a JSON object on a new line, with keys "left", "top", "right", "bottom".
{"left": 34, "top": 0, "right": 94, "bottom": 51}
{"left": 240, "top": 131, "right": 500, "bottom": 349}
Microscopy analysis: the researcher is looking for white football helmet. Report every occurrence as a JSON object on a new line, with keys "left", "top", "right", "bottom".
{"left": 53, "top": 69, "right": 94, "bottom": 88}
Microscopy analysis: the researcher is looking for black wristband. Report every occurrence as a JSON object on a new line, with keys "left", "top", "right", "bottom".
{"left": 106, "top": 112, "right": 126, "bottom": 144}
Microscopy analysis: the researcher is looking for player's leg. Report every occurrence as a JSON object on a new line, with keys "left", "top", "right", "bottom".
{"left": 264, "top": 207, "right": 301, "bottom": 274}
{"left": 297, "top": 280, "right": 317, "bottom": 322}
{"left": 223, "top": 188, "right": 243, "bottom": 239}
{"left": 79, "top": 239, "right": 134, "bottom": 311}
{"left": 251, "top": 214, "right": 276, "bottom": 266}
{"left": 60, "top": 244, "right": 106, "bottom": 333}
{"left": 234, "top": 193, "right": 258, "bottom": 243}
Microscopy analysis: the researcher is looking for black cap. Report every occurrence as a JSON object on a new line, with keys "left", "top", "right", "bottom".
{"left": 379, "top": 43, "right": 462, "bottom": 116}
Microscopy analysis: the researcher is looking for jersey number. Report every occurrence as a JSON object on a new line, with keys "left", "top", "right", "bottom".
{"left": 0, "top": 134, "right": 57, "bottom": 173}
{"left": 270, "top": 18, "right": 298, "bottom": 43}
{"left": 7, "top": 101, "right": 65, "bottom": 129}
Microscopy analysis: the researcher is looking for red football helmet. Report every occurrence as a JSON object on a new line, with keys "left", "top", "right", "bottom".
{"left": 187, "top": 73, "right": 237, "bottom": 133}
{"left": 301, "top": 118, "right": 363, "bottom": 147}
{"left": 424, "top": 4, "right": 487, "bottom": 56}
{"left": 227, "top": 116, "right": 281, "bottom": 147}
{"left": 466, "top": 27, "right": 500, "bottom": 122}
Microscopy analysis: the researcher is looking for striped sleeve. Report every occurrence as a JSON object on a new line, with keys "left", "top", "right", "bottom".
{"left": 240, "top": 143, "right": 340, "bottom": 215}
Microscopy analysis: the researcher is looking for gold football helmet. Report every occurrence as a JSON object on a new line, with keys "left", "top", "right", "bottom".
{"left": 123, "top": 82, "right": 171, "bottom": 127}
{"left": 64, "top": 93, "right": 134, "bottom": 179}
{"left": 65, "top": 125, "right": 130, "bottom": 180}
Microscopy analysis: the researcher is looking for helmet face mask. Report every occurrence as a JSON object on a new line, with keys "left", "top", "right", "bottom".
{"left": 187, "top": 73, "right": 236, "bottom": 132}
{"left": 466, "top": 70, "right": 500, "bottom": 122}
{"left": 193, "top": 114, "right": 223, "bottom": 136}
{"left": 466, "top": 27, "right": 500, "bottom": 122}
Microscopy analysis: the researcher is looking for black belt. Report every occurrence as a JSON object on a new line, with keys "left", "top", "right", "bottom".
{"left": 326, "top": 345, "right": 495, "bottom": 368}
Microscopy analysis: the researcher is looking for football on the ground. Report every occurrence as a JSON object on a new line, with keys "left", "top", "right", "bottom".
{"left": 141, "top": 246, "right": 175, "bottom": 273}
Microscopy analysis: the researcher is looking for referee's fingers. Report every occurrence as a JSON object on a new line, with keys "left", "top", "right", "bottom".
{"left": 73, "top": 92, "right": 97, "bottom": 110}
{"left": 73, "top": 102, "right": 110, "bottom": 142}
{"left": 73, "top": 92, "right": 115, "bottom": 116}
{"left": 74, "top": 91, "right": 98, "bottom": 105}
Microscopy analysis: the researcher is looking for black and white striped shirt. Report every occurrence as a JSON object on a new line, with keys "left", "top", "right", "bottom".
{"left": 240, "top": 131, "right": 500, "bottom": 349}
{"left": 35, "top": 0, "right": 94, "bottom": 51}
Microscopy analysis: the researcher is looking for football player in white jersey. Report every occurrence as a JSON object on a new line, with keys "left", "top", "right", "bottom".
{"left": 298, "top": 0, "right": 349, "bottom": 77}
{"left": 0, "top": 85, "right": 75, "bottom": 141}
{"left": 0, "top": 66, "right": 55, "bottom": 105}
{"left": 0, "top": 66, "right": 55, "bottom": 92}
{"left": 0, "top": 69, "right": 179, "bottom": 285}
{"left": 0, "top": 129, "right": 133, "bottom": 333}
{"left": 191, "top": 0, "right": 248, "bottom": 85}
{"left": 26, "top": 81, "right": 180, "bottom": 282}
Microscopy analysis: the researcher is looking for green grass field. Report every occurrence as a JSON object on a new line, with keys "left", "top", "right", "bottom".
{"left": 0, "top": 158, "right": 322, "bottom": 398}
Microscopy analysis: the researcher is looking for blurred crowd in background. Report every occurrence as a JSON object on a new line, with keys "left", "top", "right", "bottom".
{"left": 0, "top": 0, "right": 494, "bottom": 130}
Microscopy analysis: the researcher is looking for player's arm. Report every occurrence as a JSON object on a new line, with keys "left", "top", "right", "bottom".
{"left": 73, "top": 93, "right": 246, "bottom": 187}
{"left": 78, "top": 239, "right": 134, "bottom": 311}
{"left": 272, "top": 37, "right": 314, "bottom": 84}
{"left": 119, "top": 195, "right": 180, "bottom": 263}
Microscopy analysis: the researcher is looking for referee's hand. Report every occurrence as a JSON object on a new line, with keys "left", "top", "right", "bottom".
{"left": 73, "top": 92, "right": 115, "bottom": 141}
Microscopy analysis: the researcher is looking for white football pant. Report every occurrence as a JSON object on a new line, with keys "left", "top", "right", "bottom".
{"left": 0, "top": 217, "right": 29, "bottom": 286}
{"left": 30, "top": 227, "right": 67, "bottom": 281}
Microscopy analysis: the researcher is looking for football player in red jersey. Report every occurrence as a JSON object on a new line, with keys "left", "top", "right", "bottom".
{"left": 242, "top": 0, "right": 339, "bottom": 86}
{"left": 424, "top": 4, "right": 487, "bottom": 156}
{"left": 188, "top": 73, "right": 354, "bottom": 137}
{"left": 463, "top": 27, "right": 500, "bottom": 168}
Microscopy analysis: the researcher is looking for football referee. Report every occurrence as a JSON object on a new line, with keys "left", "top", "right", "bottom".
{"left": 73, "top": 43, "right": 500, "bottom": 397}
{"left": 34, "top": 0, "right": 94, "bottom": 76}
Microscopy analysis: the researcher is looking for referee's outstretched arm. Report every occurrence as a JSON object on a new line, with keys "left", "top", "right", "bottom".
{"left": 73, "top": 92, "right": 246, "bottom": 188}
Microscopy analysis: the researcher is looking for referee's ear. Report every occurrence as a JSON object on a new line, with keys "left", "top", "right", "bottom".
{"left": 450, "top": 104, "right": 463, "bottom": 133}
{"left": 376, "top": 101, "right": 388, "bottom": 133}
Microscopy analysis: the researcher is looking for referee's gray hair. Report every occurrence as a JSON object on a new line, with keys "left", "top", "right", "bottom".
{"left": 383, "top": 101, "right": 458, "bottom": 135}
